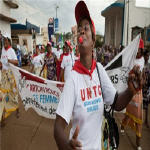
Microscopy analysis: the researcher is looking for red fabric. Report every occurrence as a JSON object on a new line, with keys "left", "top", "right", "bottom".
{"left": 46, "top": 52, "right": 52, "bottom": 57}
{"left": 63, "top": 53, "right": 69, "bottom": 56}
{"left": 47, "top": 42, "right": 52, "bottom": 46}
{"left": 56, "top": 53, "right": 66, "bottom": 81}
{"left": 60, "top": 54, "right": 65, "bottom": 62}
{"left": 65, "top": 41, "right": 72, "bottom": 50}
{"left": 75, "top": 1, "right": 95, "bottom": 35}
{"left": 19, "top": 70, "right": 45, "bottom": 84}
{"left": 73, "top": 59, "right": 96, "bottom": 78}
{"left": 5, "top": 45, "right": 11, "bottom": 51}
{"left": 56, "top": 60, "right": 61, "bottom": 81}
{"left": 139, "top": 39, "right": 144, "bottom": 49}
{"left": 32, "top": 54, "right": 38, "bottom": 58}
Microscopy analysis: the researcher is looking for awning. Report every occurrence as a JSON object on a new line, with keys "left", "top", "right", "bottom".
{"left": 101, "top": 2, "right": 124, "bottom": 17}
{"left": 0, "top": 13, "right": 16, "bottom": 23}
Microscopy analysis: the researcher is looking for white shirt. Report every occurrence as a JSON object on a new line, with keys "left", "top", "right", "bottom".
{"left": 56, "top": 62, "right": 116, "bottom": 150}
{"left": 134, "top": 57, "right": 145, "bottom": 72}
{"left": 40, "top": 53, "right": 45, "bottom": 65}
{"left": 1, "top": 47, "right": 17, "bottom": 70}
{"left": 61, "top": 53, "right": 75, "bottom": 81}
{"left": 52, "top": 48, "right": 63, "bottom": 60}
{"left": 32, "top": 55, "right": 43, "bottom": 68}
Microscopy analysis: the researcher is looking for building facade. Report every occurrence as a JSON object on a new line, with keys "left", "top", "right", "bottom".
{"left": 41, "top": 27, "right": 49, "bottom": 46}
{"left": 0, "top": 0, "right": 18, "bottom": 51}
{"left": 0, "top": 0, "right": 18, "bottom": 35}
{"left": 11, "top": 21, "right": 40, "bottom": 53}
{"left": 102, "top": 0, "right": 150, "bottom": 48}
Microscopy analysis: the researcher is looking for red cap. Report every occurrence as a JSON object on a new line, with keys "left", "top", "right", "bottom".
{"left": 65, "top": 40, "right": 72, "bottom": 50}
{"left": 139, "top": 38, "right": 144, "bottom": 49}
{"left": 47, "top": 42, "right": 52, "bottom": 47}
{"left": 75, "top": 1, "right": 95, "bottom": 35}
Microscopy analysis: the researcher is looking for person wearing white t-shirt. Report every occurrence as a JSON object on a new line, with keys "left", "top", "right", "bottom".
{"left": 0, "top": 34, "right": 19, "bottom": 126}
{"left": 60, "top": 41, "right": 75, "bottom": 81}
{"left": 121, "top": 39, "right": 145, "bottom": 150}
{"left": 31, "top": 45, "right": 43, "bottom": 76}
{"left": 53, "top": 45, "right": 63, "bottom": 60}
{"left": 54, "top": 1, "right": 143, "bottom": 150}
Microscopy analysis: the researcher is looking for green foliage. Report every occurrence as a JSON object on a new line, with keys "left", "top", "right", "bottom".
{"left": 95, "top": 34, "right": 104, "bottom": 48}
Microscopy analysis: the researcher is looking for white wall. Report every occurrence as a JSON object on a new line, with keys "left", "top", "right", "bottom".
{"left": 0, "top": 0, "right": 12, "bottom": 37}
{"left": 0, "top": 0, "right": 11, "bottom": 17}
{"left": 18, "top": 34, "right": 33, "bottom": 53}
{"left": 0, "top": 20, "right": 11, "bottom": 35}
{"left": 123, "top": 0, "right": 150, "bottom": 46}
{"left": 41, "top": 27, "right": 48, "bottom": 46}
{"left": 36, "top": 34, "right": 43, "bottom": 45}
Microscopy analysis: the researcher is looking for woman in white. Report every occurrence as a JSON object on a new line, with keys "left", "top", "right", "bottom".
{"left": 0, "top": 33, "right": 19, "bottom": 126}
{"left": 54, "top": 1, "right": 143, "bottom": 150}
{"left": 121, "top": 39, "right": 145, "bottom": 150}
{"left": 60, "top": 41, "right": 75, "bottom": 82}
{"left": 31, "top": 45, "right": 43, "bottom": 76}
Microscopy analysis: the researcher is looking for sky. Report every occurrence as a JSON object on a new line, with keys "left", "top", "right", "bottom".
{"left": 11, "top": 0, "right": 150, "bottom": 35}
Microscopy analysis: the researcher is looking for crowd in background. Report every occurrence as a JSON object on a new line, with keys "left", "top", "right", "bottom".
{"left": 0, "top": 32, "right": 150, "bottom": 131}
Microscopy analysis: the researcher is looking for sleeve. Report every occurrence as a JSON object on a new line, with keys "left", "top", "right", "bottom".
{"left": 56, "top": 76, "right": 75, "bottom": 124}
{"left": 10, "top": 48, "right": 17, "bottom": 60}
{"left": 98, "top": 63, "right": 117, "bottom": 105}
{"left": 61, "top": 57, "right": 65, "bottom": 69}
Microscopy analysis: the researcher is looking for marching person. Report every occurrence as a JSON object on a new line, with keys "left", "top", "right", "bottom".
{"left": 58, "top": 45, "right": 67, "bottom": 81}
{"left": 54, "top": 1, "right": 143, "bottom": 150}
{"left": 0, "top": 33, "right": 19, "bottom": 126}
{"left": 121, "top": 39, "right": 145, "bottom": 150}
{"left": 59, "top": 41, "right": 75, "bottom": 82}
{"left": 40, "top": 42, "right": 57, "bottom": 80}
{"left": 142, "top": 50, "right": 150, "bottom": 128}
{"left": 31, "top": 45, "right": 43, "bottom": 76}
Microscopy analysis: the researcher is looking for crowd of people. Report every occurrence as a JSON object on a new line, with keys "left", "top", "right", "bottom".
{"left": 0, "top": 1, "right": 150, "bottom": 150}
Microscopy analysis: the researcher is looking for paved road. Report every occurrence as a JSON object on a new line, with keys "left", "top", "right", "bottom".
{"left": 0, "top": 65, "right": 150, "bottom": 150}
{"left": 1, "top": 100, "right": 150, "bottom": 150}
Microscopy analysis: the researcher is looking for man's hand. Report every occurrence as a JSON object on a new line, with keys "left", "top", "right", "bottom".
{"left": 68, "top": 125, "right": 82, "bottom": 150}
{"left": 128, "top": 65, "right": 143, "bottom": 95}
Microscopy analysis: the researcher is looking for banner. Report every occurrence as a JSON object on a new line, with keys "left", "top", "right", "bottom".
{"left": 10, "top": 64, "right": 64, "bottom": 119}
{"left": 105, "top": 35, "right": 140, "bottom": 93}
{"left": 48, "top": 18, "right": 54, "bottom": 42}
{"left": 54, "top": 18, "right": 59, "bottom": 32}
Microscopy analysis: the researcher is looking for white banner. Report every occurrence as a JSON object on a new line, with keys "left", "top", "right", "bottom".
{"left": 105, "top": 35, "right": 140, "bottom": 93}
{"left": 10, "top": 64, "right": 64, "bottom": 119}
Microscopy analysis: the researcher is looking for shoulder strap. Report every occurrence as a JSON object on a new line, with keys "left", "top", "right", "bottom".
{"left": 96, "top": 64, "right": 104, "bottom": 99}
{"left": 96, "top": 63, "right": 118, "bottom": 116}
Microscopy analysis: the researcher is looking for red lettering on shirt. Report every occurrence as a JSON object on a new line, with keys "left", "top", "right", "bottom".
{"left": 80, "top": 89, "right": 85, "bottom": 101}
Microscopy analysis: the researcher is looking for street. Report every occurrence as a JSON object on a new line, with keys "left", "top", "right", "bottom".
{"left": 0, "top": 97, "right": 150, "bottom": 150}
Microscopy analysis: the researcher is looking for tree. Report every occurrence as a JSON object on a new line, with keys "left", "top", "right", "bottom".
{"left": 65, "top": 32, "right": 72, "bottom": 40}
{"left": 95, "top": 34, "right": 104, "bottom": 48}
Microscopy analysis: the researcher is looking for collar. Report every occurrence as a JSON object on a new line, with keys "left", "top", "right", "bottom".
{"left": 73, "top": 59, "right": 96, "bottom": 79}
{"left": 63, "top": 52, "right": 69, "bottom": 56}
{"left": 46, "top": 52, "right": 52, "bottom": 57}
{"left": 136, "top": 55, "right": 142, "bottom": 59}
{"left": 5, "top": 45, "right": 11, "bottom": 51}
{"left": 33, "top": 54, "right": 38, "bottom": 58}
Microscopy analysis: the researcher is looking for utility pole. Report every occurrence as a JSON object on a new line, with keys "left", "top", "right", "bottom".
{"left": 127, "top": 0, "right": 130, "bottom": 46}
{"left": 56, "top": 5, "right": 59, "bottom": 18}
